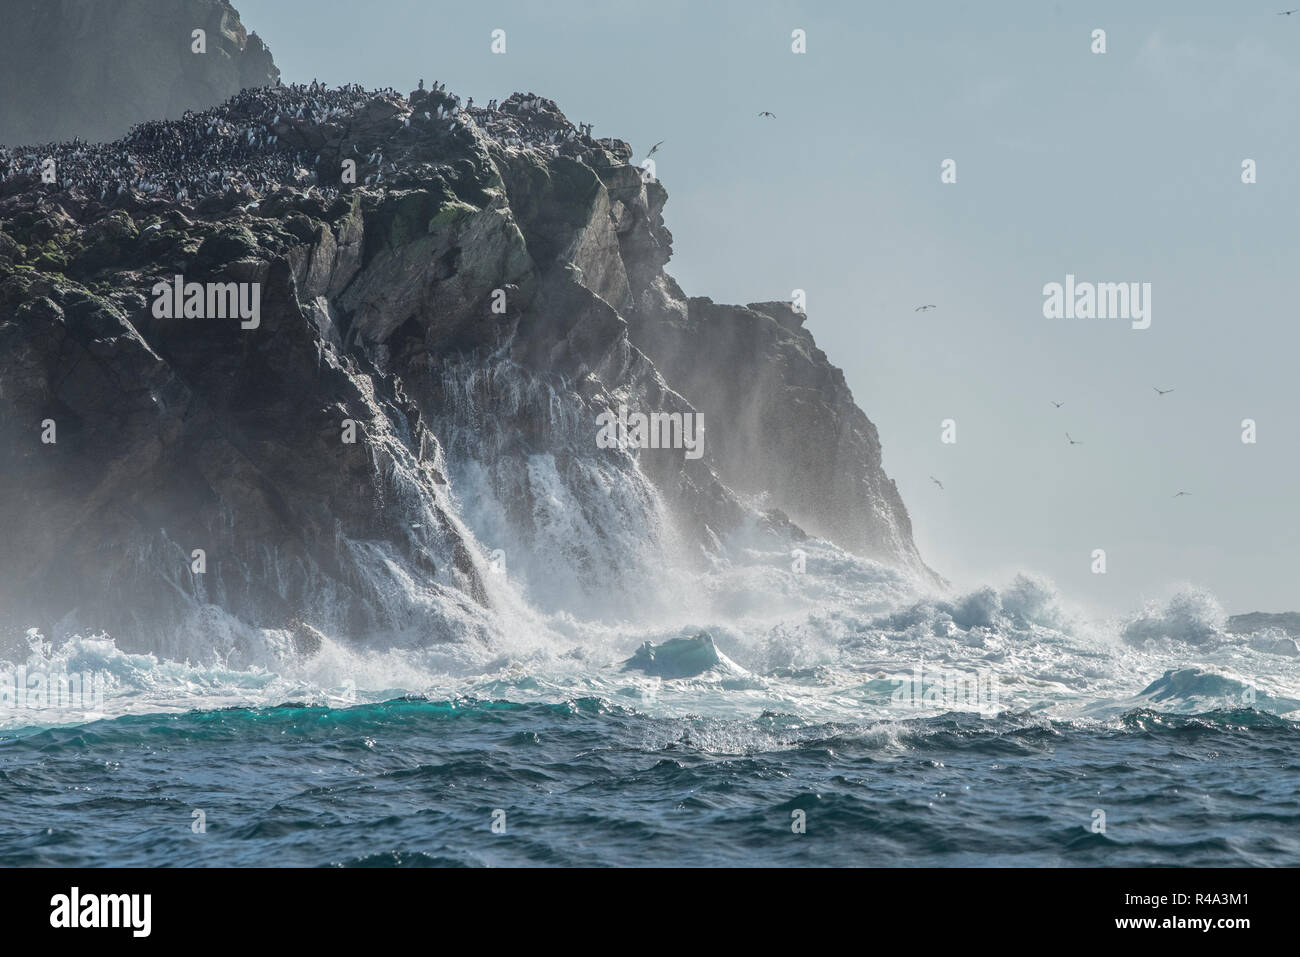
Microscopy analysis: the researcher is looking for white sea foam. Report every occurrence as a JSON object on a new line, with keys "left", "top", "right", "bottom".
{"left": 6, "top": 531, "right": 1300, "bottom": 733}
{"left": 5, "top": 355, "right": 1298, "bottom": 732}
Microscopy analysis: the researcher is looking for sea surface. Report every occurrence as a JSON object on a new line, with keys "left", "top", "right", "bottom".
{"left": 3, "top": 538, "right": 1299, "bottom": 867}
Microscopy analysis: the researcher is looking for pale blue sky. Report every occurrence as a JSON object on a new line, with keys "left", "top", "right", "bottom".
{"left": 237, "top": 0, "right": 1300, "bottom": 615}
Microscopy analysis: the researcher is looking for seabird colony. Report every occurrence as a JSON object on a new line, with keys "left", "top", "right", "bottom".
{"left": 0, "top": 81, "right": 607, "bottom": 209}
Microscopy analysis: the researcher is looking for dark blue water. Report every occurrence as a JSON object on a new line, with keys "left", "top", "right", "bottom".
{"left": 2, "top": 698, "right": 1297, "bottom": 866}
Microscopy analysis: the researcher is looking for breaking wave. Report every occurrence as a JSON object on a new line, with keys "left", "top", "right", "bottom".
{"left": 6, "top": 523, "right": 1299, "bottom": 732}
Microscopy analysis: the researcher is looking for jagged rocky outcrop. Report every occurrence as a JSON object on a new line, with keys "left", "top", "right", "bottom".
{"left": 0, "top": 79, "right": 934, "bottom": 659}
{"left": 0, "top": 0, "right": 278, "bottom": 146}
{"left": 0, "top": 232, "right": 491, "bottom": 662}
{"left": 624, "top": 293, "right": 924, "bottom": 569}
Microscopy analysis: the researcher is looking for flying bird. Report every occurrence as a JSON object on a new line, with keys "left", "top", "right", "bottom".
{"left": 930, "top": 476, "right": 944, "bottom": 490}
{"left": 758, "top": 111, "right": 776, "bottom": 118}
{"left": 646, "top": 140, "right": 664, "bottom": 158}
{"left": 914, "top": 304, "right": 937, "bottom": 312}
{"left": 1154, "top": 387, "right": 1174, "bottom": 396}
{"left": 1279, "top": 8, "right": 1297, "bottom": 14}
{"left": 1051, "top": 400, "right": 1064, "bottom": 408}
{"left": 1066, "top": 433, "right": 1082, "bottom": 445}
{"left": 1173, "top": 491, "right": 1192, "bottom": 497}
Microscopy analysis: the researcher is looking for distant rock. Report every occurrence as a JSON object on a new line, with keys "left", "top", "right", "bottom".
{"left": 0, "top": 0, "right": 279, "bottom": 146}
{"left": 1227, "top": 612, "right": 1300, "bottom": 639}
{"left": 625, "top": 291, "right": 936, "bottom": 582}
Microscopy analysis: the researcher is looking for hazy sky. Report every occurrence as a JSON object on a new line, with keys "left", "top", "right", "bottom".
{"left": 238, "top": 0, "right": 1300, "bottom": 616}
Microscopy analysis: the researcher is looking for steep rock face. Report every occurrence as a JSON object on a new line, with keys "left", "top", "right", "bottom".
{"left": 0, "top": 78, "right": 934, "bottom": 656}
{"left": 624, "top": 291, "right": 929, "bottom": 577}
{"left": 0, "top": 258, "right": 490, "bottom": 661}
{"left": 0, "top": 0, "right": 278, "bottom": 146}
{"left": 578, "top": 140, "right": 930, "bottom": 577}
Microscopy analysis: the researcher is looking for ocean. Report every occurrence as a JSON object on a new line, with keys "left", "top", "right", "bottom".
{"left": 3, "top": 536, "right": 1298, "bottom": 867}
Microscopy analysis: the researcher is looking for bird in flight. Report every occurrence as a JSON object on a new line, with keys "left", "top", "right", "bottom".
{"left": 1051, "top": 400, "right": 1064, "bottom": 408}
{"left": 646, "top": 140, "right": 663, "bottom": 158}
{"left": 1154, "top": 387, "right": 1174, "bottom": 396}
{"left": 1173, "top": 491, "right": 1192, "bottom": 497}
{"left": 930, "top": 476, "right": 944, "bottom": 490}
{"left": 758, "top": 111, "right": 776, "bottom": 119}
{"left": 1279, "top": 9, "right": 1297, "bottom": 14}
{"left": 1066, "top": 433, "right": 1082, "bottom": 445}
{"left": 914, "top": 304, "right": 937, "bottom": 312}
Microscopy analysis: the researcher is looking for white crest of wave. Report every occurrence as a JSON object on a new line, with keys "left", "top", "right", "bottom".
{"left": 1121, "top": 587, "right": 1225, "bottom": 646}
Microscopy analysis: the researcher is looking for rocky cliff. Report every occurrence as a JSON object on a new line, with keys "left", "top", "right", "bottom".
{"left": 0, "top": 0, "right": 278, "bottom": 146}
{"left": 0, "top": 80, "right": 934, "bottom": 661}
